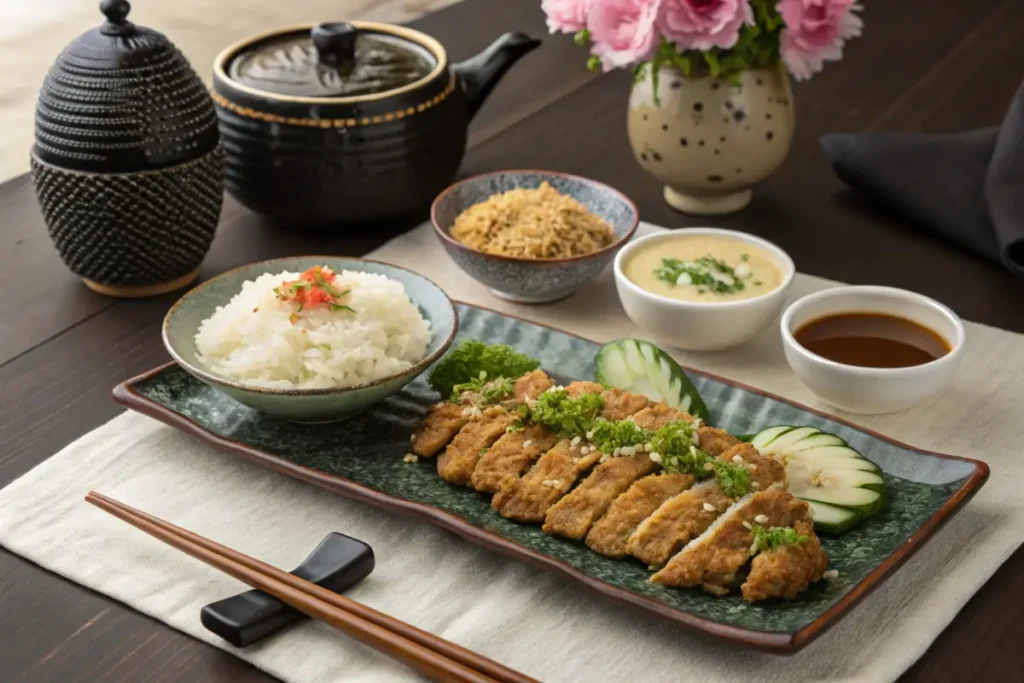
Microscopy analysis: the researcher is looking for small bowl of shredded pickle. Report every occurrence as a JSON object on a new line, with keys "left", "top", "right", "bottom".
{"left": 432, "top": 170, "right": 639, "bottom": 304}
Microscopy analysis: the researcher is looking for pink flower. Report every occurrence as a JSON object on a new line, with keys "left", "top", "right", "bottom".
{"left": 588, "top": 0, "right": 663, "bottom": 70}
{"left": 541, "top": 0, "right": 592, "bottom": 34}
{"left": 659, "top": 0, "right": 754, "bottom": 51}
{"left": 778, "top": 0, "right": 863, "bottom": 80}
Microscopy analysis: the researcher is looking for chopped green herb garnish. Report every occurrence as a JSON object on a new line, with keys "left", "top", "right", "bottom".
{"left": 654, "top": 257, "right": 747, "bottom": 294}
{"left": 519, "top": 389, "right": 604, "bottom": 437}
{"left": 741, "top": 253, "right": 750, "bottom": 262}
{"left": 449, "top": 375, "right": 515, "bottom": 405}
{"left": 753, "top": 281, "right": 762, "bottom": 286}
{"left": 650, "top": 421, "right": 750, "bottom": 496}
{"left": 428, "top": 340, "right": 540, "bottom": 398}
{"left": 589, "top": 418, "right": 654, "bottom": 453}
{"left": 751, "top": 524, "right": 808, "bottom": 552}
{"left": 710, "top": 459, "right": 752, "bottom": 497}
{"left": 328, "top": 303, "right": 355, "bottom": 313}
{"left": 478, "top": 447, "right": 488, "bottom": 457}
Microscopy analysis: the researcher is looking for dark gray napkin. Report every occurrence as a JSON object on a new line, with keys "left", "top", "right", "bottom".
{"left": 821, "top": 82, "right": 1024, "bottom": 279}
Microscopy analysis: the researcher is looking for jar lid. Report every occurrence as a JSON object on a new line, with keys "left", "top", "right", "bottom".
{"left": 226, "top": 23, "right": 437, "bottom": 98}
{"left": 33, "top": 0, "right": 219, "bottom": 173}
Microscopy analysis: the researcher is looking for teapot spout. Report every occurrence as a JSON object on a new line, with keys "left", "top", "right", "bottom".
{"left": 453, "top": 32, "right": 541, "bottom": 120}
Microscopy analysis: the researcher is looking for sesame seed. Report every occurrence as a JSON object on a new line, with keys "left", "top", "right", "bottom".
{"left": 692, "top": 432, "right": 701, "bottom": 445}
{"left": 702, "top": 502, "right": 717, "bottom": 512}
{"left": 599, "top": 454, "right": 610, "bottom": 463}
{"left": 732, "top": 455, "right": 744, "bottom": 464}
{"left": 410, "top": 433, "right": 416, "bottom": 442}
{"left": 749, "top": 543, "right": 759, "bottom": 554}
{"left": 823, "top": 569, "right": 839, "bottom": 580}
{"left": 747, "top": 464, "right": 758, "bottom": 472}
{"left": 613, "top": 447, "right": 622, "bottom": 457}
{"left": 523, "top": 440, "right": 532, "bottom": 449}
{"left": 752, "top": 482, "right": 761, "bottom": 489}
{"left": 542, "top": 479, "right": 555, "bottom": 487}
{"left": 586, "top": 431, "right": 595, "bottom": 440}
{"left": 402, "top": 454, "right": 419, "bottom": 464}
{"left": 622, "top": 446, "right": 635, "bottom": 457}
{"left": 571, "top": 436, "right": 582, "bottom": 446}
{"left": 580, "top": 446, "right": 590, "bottom": 455}
{"left": 754, "top": 514, "right": 769, "bottom": 525}
{"left": 742, "top": 521, "right": 753, "bottom": 530}
{"left": 703, "top": 462, "right": 714, "bottom": 471}
{"left": 644, "top": 443, "right": 653, "bottom": 451}
{"left": 649, "top": 452, "right": 662, "bottom": 463}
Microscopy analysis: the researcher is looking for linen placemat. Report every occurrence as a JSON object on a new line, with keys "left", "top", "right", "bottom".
{"left": 2, "top": 222, "right": 1022, "bottom": 683}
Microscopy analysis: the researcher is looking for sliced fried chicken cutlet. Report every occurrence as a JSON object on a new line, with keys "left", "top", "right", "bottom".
{"left": 492, "top": 388, "right": 649, "bottom": 523}
{"left": 651, "top": 489, "right": 826, "bottom": 601}
{"left": 470, "top": 424, "right": 561, "bottom": 493}
{"left": 411, "top": 369, "right": 551, "bottom": 458}
{"left": 696, "top": 427, "right": 740, "bottom": 456}
{"left": 543, "top": 404, "right": 689, "bottom": 540}
{"left": 585, "top": 472, "right": 696, "bottom": 558}
{"left": 742, "top": 519, "right": 828, "bottom": 602}
{"left": 626, "top": 443, "right": 786, "bottom": 566}
{"left": 434, "top": 370, "right": 553, "bottom": 485}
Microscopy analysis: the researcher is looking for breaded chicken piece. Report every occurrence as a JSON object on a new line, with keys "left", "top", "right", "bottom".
{"left": 696, "top": 427, "right": 740, "bottom": 456}
{"left": 411, "top": 401, "right": 470, "bottom": 458}
{"left": 585, "top": 473, "right": 695, "bottom": 558}
{"left": 470, "top": 424, "right": 560, "bottom": 493}
{"left": 437, "top": 407, "right": 517, "bottom": 485}
{"left": 651, "top": 488, "right": 812, "bottom": 594}
{"left": 742, "top": 519, "right": 828, "bottom": 602}
{"left": 626, "top": 444, "right": 787, "bottom": 566}
{"left": 411, "top": 370, "right": 551, "bottom": 458}
{"left": 565, "top": 380, "right": 604, "bottom": 396}
{"left": 542, "top": 455, "right": 658, "bottom": 539}
{"left": 509, "top": 370, "right": 555, "bottom": 405}
{"left": 599, "top": 387, "right": 650, "bottom": 420}
{"left": 492, "top": 439, "right": 602, "bottom": 522}
{"left": 542, "top": 404, "right": 689, "bottom": 540}
{"left": 626, "top": 481, "right": 733, "bottom": 566}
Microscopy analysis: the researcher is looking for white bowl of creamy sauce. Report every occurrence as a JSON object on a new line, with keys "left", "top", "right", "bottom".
{"left": 614, "top": 228, "right": 795, "bottom": 351}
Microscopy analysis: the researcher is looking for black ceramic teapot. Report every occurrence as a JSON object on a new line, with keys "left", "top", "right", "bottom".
{"left": 211, "top": 22, "right": 540, "bottom": 228}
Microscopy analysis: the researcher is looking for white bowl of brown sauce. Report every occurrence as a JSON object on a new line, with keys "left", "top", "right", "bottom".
{"left": 780, "top": 286, "right": 965, "bottom": 414}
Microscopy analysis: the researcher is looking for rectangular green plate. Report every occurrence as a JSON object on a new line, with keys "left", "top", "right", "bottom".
{"left": 114, "top": 303, "right": 988, "bottom": 652}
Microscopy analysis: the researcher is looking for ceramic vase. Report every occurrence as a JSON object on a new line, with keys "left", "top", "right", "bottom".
{"left": 627, "top": 64, "right": 795, "bottom": 215}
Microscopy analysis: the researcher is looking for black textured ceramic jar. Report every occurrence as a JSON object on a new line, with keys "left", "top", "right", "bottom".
{"left": 212, "top": 22, "right": 539, "bottom": 228}
{"left": 31, "top": 0, "right": 223, "bottom": 297}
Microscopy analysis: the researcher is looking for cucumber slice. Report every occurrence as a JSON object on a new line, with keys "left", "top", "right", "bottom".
{"left": 793, "top": 485, "right": 883, "bottom": 516}
{"left": 808, "top": 501, "right": 861, "bottom": 535}
{"left": 788, "top": 450, "right": 880, "bottom": 473}
{"left": 749, "top": 425, "right": 793, "bottom": 450}
{"left": 750, "top": 425, "right": 885, "bottom": 534}
{"left": 594, "top": 339, "right": 710, "bottom": 421}
{"left": 784, "top": 433, "right": 847, "bottom": 452}
{"left": 762, "top": 426, "right": 820, "bottom": 452}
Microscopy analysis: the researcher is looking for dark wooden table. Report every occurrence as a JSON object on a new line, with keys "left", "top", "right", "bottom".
{"left": 2, "top": 0, "right": 1022, "bottom": 680}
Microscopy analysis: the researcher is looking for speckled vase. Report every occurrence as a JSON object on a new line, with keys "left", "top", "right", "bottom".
{"left": 628, "top": 64, "right": 795, "bottom": 215}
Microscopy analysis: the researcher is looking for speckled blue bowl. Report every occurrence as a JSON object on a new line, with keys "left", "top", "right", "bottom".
{"left": 162, "top": 257, "right": 457, "bottom": 423}
{"left": 432, "top": 170, "right": 640, "bottom": 303}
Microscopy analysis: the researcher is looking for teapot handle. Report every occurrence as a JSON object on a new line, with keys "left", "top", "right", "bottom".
{"left": 453, "top": 32, "right": 541, "bottom": 120}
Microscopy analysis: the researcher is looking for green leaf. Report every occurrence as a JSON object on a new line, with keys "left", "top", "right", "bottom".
{"left": 428, "top": 340, "right": 540, "bottom": 398}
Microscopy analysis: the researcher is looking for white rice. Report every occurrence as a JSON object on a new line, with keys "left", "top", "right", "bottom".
{"left": 195, "top": 269, "right": 432, "bottom": 389}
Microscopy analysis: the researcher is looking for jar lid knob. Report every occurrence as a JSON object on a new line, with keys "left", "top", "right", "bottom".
{"left": 99, "top": 0, "right": 135, "bottom": 36}
{"left": 311, "top": 23, "right": 357, "bottom": 71}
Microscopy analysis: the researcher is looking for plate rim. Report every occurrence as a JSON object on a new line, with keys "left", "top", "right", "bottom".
{"left": 112, "top": 301, "right": 990, "bottom": 653}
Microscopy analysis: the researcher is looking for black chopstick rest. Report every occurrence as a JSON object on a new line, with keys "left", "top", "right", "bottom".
{"left": 200, "top": 532, "right": 374, "bottom": 647}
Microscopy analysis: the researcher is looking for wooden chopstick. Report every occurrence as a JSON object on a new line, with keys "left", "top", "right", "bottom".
{"left": 85, "top": 491, "right": 536, "bottom": 683}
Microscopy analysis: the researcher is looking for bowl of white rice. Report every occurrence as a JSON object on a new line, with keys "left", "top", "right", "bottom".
{"left": 163, "top": 257, "right": 457, "bottom": 422}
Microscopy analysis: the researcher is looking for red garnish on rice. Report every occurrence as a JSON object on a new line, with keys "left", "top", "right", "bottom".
{"left": 274, "top": 266, "right": 355, "bottom": 320}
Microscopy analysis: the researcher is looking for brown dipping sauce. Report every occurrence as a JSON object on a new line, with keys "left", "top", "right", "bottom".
{"left": 794, "top": 312, "right": 950, "bottom": 368}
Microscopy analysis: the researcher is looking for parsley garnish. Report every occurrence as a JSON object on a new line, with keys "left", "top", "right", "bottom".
{"left": 751, "top": 524, "right": 808, "bottom": 553}
{"left": 589, "top": 418, "right": 653, "bottom": 453}
{"left": 450, "top": 374, "right": 515, "bottom": 405}
{"left": 428, "top": 341, "right": 540, "bottom": 398}
{"left": 654, "top": 257, "right": 748, "bottom": 294}
{"left": 650, "top": 421, "right": 751, "bottom": 496}
{"left": 518, "top": 389, "right": 604, "bottom": 437}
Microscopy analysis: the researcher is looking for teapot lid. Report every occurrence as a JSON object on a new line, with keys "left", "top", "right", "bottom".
{"left": 33, "top": 0, "right": 219, "bottom": 173}
{"left": 225, "top": 23, "right": 438, "bottom": 98}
